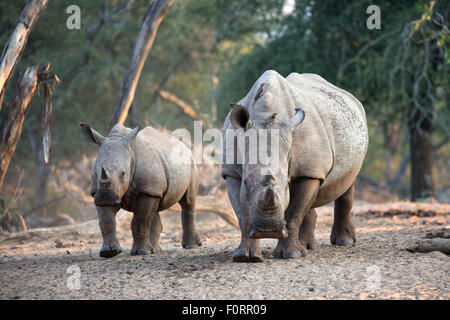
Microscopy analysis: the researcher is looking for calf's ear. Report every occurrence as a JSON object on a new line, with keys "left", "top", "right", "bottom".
{"left": 230, "top": 105, "right": 252, "bottom": 130}
{"left": 80, "top": 123, "right": 105, "bottom": 145}
{"left": 285, "top": 108, "right": 305, "bottom": 130}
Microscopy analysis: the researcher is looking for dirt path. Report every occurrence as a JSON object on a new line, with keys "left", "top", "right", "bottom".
{"left": 0, "top": 205, "right": 449, "bottom": 300}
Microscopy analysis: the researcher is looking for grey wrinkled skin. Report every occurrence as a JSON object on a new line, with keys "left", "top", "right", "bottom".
{"left": 222, "top": 70, "right": 368, "bottom": 262}
{"left": 81, "top": 123, "right": 201, "bottom": 258}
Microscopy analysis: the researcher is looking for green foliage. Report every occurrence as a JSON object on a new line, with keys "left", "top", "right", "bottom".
{"left": 0, "top": 0, "right": 448, "bottom": 200}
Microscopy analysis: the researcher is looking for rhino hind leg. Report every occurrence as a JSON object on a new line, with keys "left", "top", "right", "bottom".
{"left": 131, "top": 195, "right": 160, "bottom": 255}
{"left": 179, "top": 180, "right": 202, "bottom": 249}
{"left": 273, "top": 178, "right": 320, "bottom": 259}
{"left": 149, "top": 212, "right": 163, "bottom": 253}
{"left": 298, "top": 208, "right": 319, "bottom": 250}
{"left": 330, "top": 184, "right": 357, "bottom": 246}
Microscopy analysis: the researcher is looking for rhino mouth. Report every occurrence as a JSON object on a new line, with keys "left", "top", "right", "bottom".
{"left": 93, "top": 192, "right": 121, "bottom": 207}
{"left": 248, "top": 216, "right": 288, "bottom": 239}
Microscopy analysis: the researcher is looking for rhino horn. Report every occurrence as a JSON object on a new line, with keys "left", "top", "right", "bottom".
{"left": 258, "top": 184, "right": 279, "bottom": 212}
{"left": 101, "top": 166, "right": 109, "bottom": 181}
{"left": 285, "top": 108, "right": 305, "bottom": 129}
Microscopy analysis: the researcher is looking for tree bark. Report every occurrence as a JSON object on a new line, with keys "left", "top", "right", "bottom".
{"left": 27, "top": 123, "right": 50, "bottom": 217}
{"left": 108, "top": 0, "right": 174, "bottom": 132}
{"left": 0, "top": 67, "right": 39, "bottom": 188}
{"left": 156, "top": 87, "right": 208, "bottom": 129}
{"left": 409, "top": 102, "right": 434, "bottom": 201}
{"left": 0, "top": 0, "right": 49, "bottom": 110}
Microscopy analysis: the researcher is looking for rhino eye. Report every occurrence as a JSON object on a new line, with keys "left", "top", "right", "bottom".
{"left": 120, "top": 171, "right": 126, "bottom": 180}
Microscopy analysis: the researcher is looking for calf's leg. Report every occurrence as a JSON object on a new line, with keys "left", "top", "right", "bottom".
{"left": 179, "top": 178, "right": 202, "bottom": 249}
{"left": 131, "top": 195, "right": 160, "bottom": 255}
{"left": 96, "top": 206, "right": 121, "bottom": 258}
{"left": 149, "top": 212, "right": 163, "bottom": 253}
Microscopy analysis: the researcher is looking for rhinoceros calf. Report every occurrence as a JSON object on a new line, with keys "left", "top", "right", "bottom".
{"left": 81, "top": 124, "right": 201, "bottom": 257}
{"left": 222, "top": 70, "right": 368, "bottom": 262}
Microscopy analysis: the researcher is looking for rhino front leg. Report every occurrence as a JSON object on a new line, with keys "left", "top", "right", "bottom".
{"left": 298, "top": 208, "right": 319, "bottom": 250}
{"left": 96, "top": 206, "right": 122, "bottom": 258}
{"left": 131, "top": 195, "right": 160, "bottom": 255}
{"left": 149, "top": 212, "right": 163, "bottom": 253}
{"left": 226, "top": 176, "right": 263, "bottom": 262}
{"left": 274, "top": 178, "right": 320, "bottom": 259}
{"left": 179, "top": 178, "right": 202, "bottom": 249}
{"left": 331, "top": 184, "right": 356, "bottom": 246}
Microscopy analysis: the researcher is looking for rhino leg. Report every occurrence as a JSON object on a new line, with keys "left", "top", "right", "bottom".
{"left": 298, "top": 208, "right": 319, "bottom": 250}
{"left": 274, "top": 178, "right": 320, "bottom": 259}
{"left": 149, "top": 212, "right": 163, "bottom": 253}
{"left": 179, "top": 179, "right": 202, "bottom": 249}
{"left": 131, "top": 195, "right": 160, "bottom": 255}
{"left": 226, "top": 177, "right": 263, "bottom": 262}
{"left": 96, "top": 206, "right": 122, "bottom": 258}
{"left": 331, "top": 184, "right": 356, "bottom": 246}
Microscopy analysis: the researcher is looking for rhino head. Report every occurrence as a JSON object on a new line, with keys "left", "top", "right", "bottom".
{"left": 80, "top": 124, "right": 139, "bottom": 207}
{"left": 229, "top": 105, "right": 305, "bottom": 239}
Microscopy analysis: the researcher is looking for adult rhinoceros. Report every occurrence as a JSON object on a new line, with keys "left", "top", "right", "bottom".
{"left": 222, "top": 70, "right": 368, "bottom": 262}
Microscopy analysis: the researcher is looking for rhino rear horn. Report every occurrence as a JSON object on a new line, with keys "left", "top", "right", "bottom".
{"left": 285, "top": 108, "right": 305, "bottom": 129}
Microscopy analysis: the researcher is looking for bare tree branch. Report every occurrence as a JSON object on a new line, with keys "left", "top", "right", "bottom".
{"left": 108, "top": 0, "right": 174, "bottom": 132}
{"left": 156, "top": 87, "right": 209, "bottom": 129}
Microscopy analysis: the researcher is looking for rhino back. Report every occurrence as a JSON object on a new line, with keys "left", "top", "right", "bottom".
{"left": 133, "top": 127, "right": 196, "bottom": 209}
{"left": 286, "top": 73, "right": 368, "bottom": 205}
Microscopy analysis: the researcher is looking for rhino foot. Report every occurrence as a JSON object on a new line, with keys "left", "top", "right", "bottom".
{"left": 299, "top": 237, "right": 319, "bottom": 250}
{"left": 99, "top": 244, "right": 122, "bottom": 258}
{"left": 273, "top": 239, "right": 307, "bottom": 259}
{"left": 330, "top": 224, "right": 356, "bottom": 246}
{"left": 131, "top": 240, "right": 157, "bottom": 255}
{"left": 182, "top": 231, "right": 202, "bottom": 249}
{"left": 232, "top": 248, "right": 263, "bottom": 263}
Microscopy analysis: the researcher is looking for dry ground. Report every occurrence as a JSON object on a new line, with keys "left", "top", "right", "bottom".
{"left": 0, "top": 203, "right": 449, "bottom": 300}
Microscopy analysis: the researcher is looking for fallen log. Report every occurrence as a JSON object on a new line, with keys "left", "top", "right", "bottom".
{"left": 408, "top": 238, "right": 450, "bottom": 255}
{"left": 169, "top": 195, "right": 239, "bottom": 229}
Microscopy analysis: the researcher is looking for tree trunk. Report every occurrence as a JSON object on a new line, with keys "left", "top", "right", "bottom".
{"left": 0, "top": 0, "right": 49, "bottom": 110}
{"left": 0, "top": 67, "right": 39, "bottom": 188}
{"left": 409, "top": 102, "right": 434, "bottom": 201}
{"left": 108, "top": 0, "right": 174, "bottom": 132}
{"left": 27, "top": 124, "right": 50, "bottom": 217}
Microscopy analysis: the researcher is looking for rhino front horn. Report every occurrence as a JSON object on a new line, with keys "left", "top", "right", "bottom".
{"left": 101, "top": 166, "right": 109, "bottom": 181}
{"left": 258, "top": 185, "right": 279, "bottom": 213}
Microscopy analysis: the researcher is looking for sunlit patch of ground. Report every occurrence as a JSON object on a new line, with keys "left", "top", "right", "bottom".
{"left": 0, "top": 203, "right": 448, "bottom": 299}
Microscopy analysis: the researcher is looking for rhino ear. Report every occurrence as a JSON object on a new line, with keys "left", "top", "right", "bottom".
{"left": 122, "top": 126, "right": 140, "bottom": 144}
{"left": 80, "top": 123, "right": 105, "bottom": 145}
{"left": 285, "top": 108, "right": 305, "bottom": 130}
{"left": 230, "top": 105, "right": 252, "bottom": 130}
